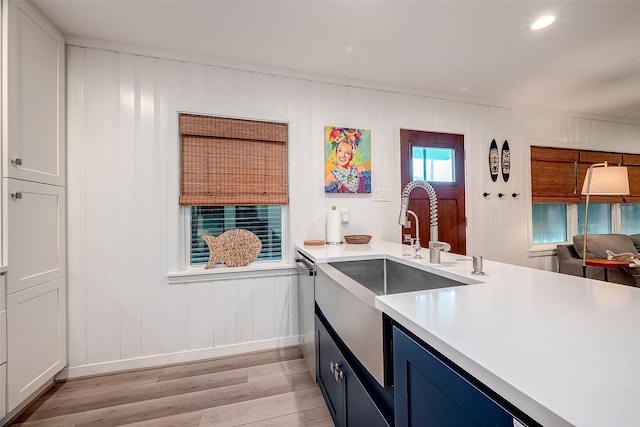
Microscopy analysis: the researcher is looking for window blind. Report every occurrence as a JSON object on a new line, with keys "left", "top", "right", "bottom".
{"left": 179, "top": 114, "right": 288, "bottom": 206}
{"left": 531, "top": 146, "right": 638, "bottom": 203}
{"left": 190, "top": 205, "right": 282, "bottom": 264}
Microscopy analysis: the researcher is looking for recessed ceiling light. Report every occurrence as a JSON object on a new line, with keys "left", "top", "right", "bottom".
{"left": 531, "top": 15, "right": 555, "bottom": 30}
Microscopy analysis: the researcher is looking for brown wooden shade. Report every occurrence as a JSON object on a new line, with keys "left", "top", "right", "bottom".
{"left": 531, "top": 146, "right": 640, "bottom": 204}
{"left": 179, "top": 114, "right": 287, "bottom": 206}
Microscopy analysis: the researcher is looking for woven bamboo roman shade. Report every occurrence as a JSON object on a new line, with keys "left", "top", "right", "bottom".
{"left": 179, "top": 114, "right": 288, "bottom": 205}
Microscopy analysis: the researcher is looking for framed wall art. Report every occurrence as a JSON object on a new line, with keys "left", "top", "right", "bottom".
{"left": 324, "top": 126, "right": 371, "bottom": 193}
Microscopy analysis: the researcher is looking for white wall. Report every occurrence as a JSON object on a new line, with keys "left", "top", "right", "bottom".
{"left": 64, "top": 44, "right": 640, "bottom": 375}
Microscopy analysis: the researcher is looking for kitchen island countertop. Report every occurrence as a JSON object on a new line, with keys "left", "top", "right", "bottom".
{"left": 296, "top": 240, "right": 640, "bottom": 427}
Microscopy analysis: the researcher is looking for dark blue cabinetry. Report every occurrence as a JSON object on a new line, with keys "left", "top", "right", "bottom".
{"left": 393, "top": 325, "right": 537, "bottom": 427}
{"left": 316, "top": 315, "right": 391, "bottom": 427}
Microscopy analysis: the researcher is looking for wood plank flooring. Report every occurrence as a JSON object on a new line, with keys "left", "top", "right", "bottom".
{"left": 9, "top": 346, "right": 334, "bottom": 427}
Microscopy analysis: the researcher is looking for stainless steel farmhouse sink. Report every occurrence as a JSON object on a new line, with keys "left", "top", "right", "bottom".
{"left": 315, "top": 257, "right": 481, "bottom": 387}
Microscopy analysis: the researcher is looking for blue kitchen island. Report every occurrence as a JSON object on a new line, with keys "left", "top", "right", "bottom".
{"left": 297, "top": 240, "right": 640, "bottom": 427}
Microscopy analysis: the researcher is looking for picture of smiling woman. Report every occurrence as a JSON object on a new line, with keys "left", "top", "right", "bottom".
{"left": 324, "top": 126, "right": 372, "bottom": 193}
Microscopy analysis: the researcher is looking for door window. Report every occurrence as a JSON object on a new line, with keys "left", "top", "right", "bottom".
{"left": 411, "top": 147, "right": 455, "bottom": 182}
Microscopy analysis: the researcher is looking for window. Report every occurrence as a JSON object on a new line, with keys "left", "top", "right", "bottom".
{"left": 530, "top": 146, "right": 639, "bottom": 248}
{"left": 621, "top": 203, "right": 640, "bottom": 234}
{"left": 577, "top": 202, "right": 611, "bottom": 234}
{"left": 179, "top": 114, "right": 287, "bottom": 267}
{"left": 190, "top": 206, "right": 282, "bottom": 265}
{"left": 532, "top": 204, "right": 567, "bottom": 244}
{"left": 411, "top": 147, "right": 455, "bottom": 182}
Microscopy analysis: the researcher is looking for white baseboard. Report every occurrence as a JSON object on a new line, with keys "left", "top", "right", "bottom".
{"left": 56, "top": 336, "right": 301, "bottom": 380}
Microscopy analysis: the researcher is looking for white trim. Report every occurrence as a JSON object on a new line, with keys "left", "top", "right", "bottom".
{"left": 56, "top": 336, "right": 300, "bottom": 380}
{"left": 168, "top": 262, "right": 296, "bottom": 284}
{"left": 528, "top": 246, "right": 559, "bottom": 258}
{"left": 611, "top": 203, "right": 623, "bottom": 232}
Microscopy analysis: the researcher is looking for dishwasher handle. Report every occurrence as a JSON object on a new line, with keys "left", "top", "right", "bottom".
{"left": 295, "top": 256, "right": 316, "bottom": 276}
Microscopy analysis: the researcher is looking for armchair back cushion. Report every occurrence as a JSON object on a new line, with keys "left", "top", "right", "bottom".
{"left": 630, "top": 234, "right": 640, "bottom": 252}
{"left": 572, "top": 234, "right": 638, "bottom": 259}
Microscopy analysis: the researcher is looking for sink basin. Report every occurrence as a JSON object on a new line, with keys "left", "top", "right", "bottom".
{"left": 316, "top": 256, "right": 478, "bottom": 387}
{"left": 328, "top": 258, "right": 468, "bottom": 295}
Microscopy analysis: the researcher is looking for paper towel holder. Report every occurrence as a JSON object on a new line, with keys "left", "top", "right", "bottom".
{"left": 326, "top": 205, "right": 344, "bottom": 245}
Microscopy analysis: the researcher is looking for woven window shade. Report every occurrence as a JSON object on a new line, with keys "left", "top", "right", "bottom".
{"left": 179, "top": 114, "right": 287, "bottom": 206}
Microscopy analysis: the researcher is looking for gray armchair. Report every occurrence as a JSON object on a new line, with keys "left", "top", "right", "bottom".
{"left": 557, "top": 233, "right": 640, "bottom": 287}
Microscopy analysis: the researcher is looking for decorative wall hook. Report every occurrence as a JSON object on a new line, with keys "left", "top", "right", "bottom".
{"left": 483, "top": 192, "right": 491, "bottom": 198}
{"left": 498, "top": 192, "right": 506, "bottom": 198}
{"left": 512, "top": 192, "right": 521, "bottom": 198}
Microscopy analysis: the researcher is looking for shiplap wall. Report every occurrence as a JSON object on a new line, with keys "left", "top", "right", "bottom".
{"left": 64, "top": 45, "right": 640, "bottom": 375}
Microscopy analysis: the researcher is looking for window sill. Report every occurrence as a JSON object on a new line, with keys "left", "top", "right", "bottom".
{"left": 528, "top": 242, "right": 567, "bottom": 258}
{"left": 168, "top": 261, "right": 296, "bottom": 284}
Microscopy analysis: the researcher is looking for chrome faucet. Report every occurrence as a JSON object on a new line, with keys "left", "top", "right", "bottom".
{"left": 398, "top": 180, "right": 451, "bottom": 263}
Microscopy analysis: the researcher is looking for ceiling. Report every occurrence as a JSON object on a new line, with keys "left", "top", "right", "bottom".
{"left": 33, "top": 0, "right": 640, "bottom": 124}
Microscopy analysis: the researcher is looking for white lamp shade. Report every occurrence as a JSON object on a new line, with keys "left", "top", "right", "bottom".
{"left": 581, "top": 166, "right": 629, "bottom": 195}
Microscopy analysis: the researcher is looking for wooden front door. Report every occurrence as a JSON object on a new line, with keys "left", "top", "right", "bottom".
{"left": 400, "top": 130, "right": 466, "bottom": 255}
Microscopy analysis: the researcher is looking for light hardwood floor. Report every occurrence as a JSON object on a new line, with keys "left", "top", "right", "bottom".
{"left": 9, "top": 346, "right": 334, "bottom": 427}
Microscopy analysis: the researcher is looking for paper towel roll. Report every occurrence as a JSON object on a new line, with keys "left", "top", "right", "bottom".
{"left": 326, "top": 206, "right": 343, "bottom": 244}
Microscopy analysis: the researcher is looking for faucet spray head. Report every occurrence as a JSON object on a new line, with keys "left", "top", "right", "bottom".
{"left": 398, "top": 193, "right": 410, "bottom": 226}
{"left": 398, "top": 206, "right": 408, "bottom": 227}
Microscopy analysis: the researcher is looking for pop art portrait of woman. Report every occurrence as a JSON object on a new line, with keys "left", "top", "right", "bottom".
{"left": 324, "top": 126, "right": 371, "bottom": 193}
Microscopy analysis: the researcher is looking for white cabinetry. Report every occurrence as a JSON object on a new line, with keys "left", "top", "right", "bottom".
{"left": 6, "top": 278, "right": 65, "bottom": 411}
{"left": 0, "top": 273, "right": 7, "bottom": 420}
{"left": 2, "top": 0, "right": 65, "bottom": 186}
{"left": 1, "top": 0, "right": 66, "bottom": 418}
{"left": 3, "top": 179, "right": 65, "bottom": 294}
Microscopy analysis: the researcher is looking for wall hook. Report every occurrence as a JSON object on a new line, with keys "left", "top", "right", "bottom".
{"left": 512, "top": 192, "right": 521, "bottom": 198}
{"left": 483, "top": 192, "right": 491, "bottom": 198}
{"left": 498, "top": 192, "right": 506, "bottom": 198}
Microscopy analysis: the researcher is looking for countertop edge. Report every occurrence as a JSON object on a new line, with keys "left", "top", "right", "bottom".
{"left": 374, "top": 297, "right": 572, "bottom": 427}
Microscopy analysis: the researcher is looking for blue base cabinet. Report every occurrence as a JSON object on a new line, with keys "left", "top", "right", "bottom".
{"left": 393, "top": 325, "right": 537, "bottom": 427}
{"left": 316, "top": 315, "right": 390, "bottom": 427}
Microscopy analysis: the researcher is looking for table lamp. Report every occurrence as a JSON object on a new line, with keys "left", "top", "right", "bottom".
{"left": 580, "top": 162, "right": 629, "bottom": 275}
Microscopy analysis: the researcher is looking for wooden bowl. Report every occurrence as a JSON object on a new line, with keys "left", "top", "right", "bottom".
{"left": 344, "top": 234, "right": 372, "bottom": 244}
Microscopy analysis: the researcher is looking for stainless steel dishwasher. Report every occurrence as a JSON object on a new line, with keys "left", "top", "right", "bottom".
{"left": 296, "top": 251, "right": 316, "bottom": 381}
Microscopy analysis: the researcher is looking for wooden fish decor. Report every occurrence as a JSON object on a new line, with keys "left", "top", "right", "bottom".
{"left": 201, "top": 229, "right": 262, "bottom": 268}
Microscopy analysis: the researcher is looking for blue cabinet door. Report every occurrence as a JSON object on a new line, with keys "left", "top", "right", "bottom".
{"left": 316, "top": 315, "right": 346, "bottom": 426}
{"left": 316, "top": 315, "right": 390, "bottom": 427}
{"left": 394, "top": 326, "right": 532, "bottom": 427}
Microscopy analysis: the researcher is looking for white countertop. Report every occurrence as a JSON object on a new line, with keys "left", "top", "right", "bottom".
{"left": 296, "top": 240, "right": 640, "bottom": 427}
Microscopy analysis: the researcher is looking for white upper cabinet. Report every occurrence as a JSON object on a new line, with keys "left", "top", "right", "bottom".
{"left": 2, "top": 0, "right": 65, "bottom": 186}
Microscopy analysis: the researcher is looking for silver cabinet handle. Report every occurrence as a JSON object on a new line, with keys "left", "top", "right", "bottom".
{"left": 329, "top": 361, "right": 343, "bottom": 382}
{"left": 11, "top": 158, "right": 22, "bottom": 166}
{"left": 11, "top": 192, "right": 22, "bottom": 200}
